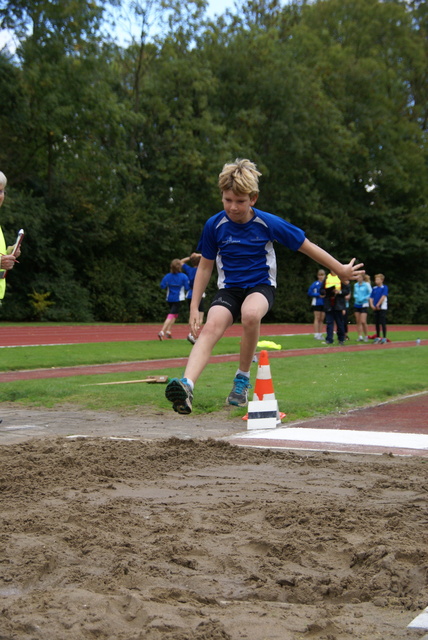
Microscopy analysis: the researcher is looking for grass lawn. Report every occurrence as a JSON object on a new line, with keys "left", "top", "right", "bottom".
{"left": 1, "top": 327, "right": 426, "bottom": 422}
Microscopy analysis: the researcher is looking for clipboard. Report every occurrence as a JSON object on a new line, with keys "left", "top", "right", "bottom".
{"left": 11, "top": 228, "right": 24, "bottom": 256}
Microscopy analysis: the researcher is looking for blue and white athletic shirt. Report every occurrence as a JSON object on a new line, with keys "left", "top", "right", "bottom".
{"left": 199, "top": 208, "right": 306, "bottom": 289}
{"left": 181, "top": 263, "right": 197, "bottom": 299}
{"left": 160, "top": 272, "right": 190, "bottom": 302}
{"left": 370, "top": 285, "right": 388, "bottom": 310}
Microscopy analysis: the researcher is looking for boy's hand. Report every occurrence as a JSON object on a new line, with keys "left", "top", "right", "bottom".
{"left": 339, "top": 258, "right": 365, "bottom": 281}
{"left": 189, "top": 308, "right": 201, "bottom": 338}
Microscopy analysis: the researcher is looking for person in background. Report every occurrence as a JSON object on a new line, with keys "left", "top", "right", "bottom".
{"left": 0, "top": 170, "right": 21, "bottom": 426}
{"left": 370, "top": 273, "right": 388, "bottom": 344}
{"left": 180, "top": 252, "right": 205, "bottom": 345}
{"left": 353, "top": 273, "right": 372, "bottom": 342}
{"left": 320, "top": 271, "right": 350, "bottom": 346}
{"left": 343, "top": 279, "right": 351, "bottom": 340}
{"left": 158, "top": 259, "right": 190, "bottom": 341}
{"left": 307, "top": 268, "right": 325, "bottom": 340}
{"left": 0, "top": 171, "right": 20, "bottom": 300}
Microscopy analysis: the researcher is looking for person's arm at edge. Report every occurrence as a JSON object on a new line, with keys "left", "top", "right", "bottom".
{"left": 189, "top": 257, "right": 214, "bottom": 335}
{"left": 298, "top": 239, "right": 364, "bottom": 281}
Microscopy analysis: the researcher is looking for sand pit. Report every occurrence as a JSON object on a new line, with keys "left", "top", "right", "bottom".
{"left": 1, "top": 430, "right": 427, "bottom": 639}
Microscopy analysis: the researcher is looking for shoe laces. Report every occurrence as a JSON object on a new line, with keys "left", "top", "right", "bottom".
{"left": 233, "top": 375, "right": 251, "bottom": 393}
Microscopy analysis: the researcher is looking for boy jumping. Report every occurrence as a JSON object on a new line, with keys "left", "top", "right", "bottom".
{"left": 165, "top": 159, "right": 364, "bottom": 414}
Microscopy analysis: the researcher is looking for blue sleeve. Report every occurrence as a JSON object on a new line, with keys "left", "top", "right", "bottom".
{"left": 183, "top": 274, "right": 190, "bottom": 291}
{"left": 307, "top": 281, "right": 317, "bottom": 297}
{"left": 262, "top": 211, "right": 306, "bottom": 250}
{"left": 200, "top": 217, "right": 219, "bottom": 261}
{"left": 160, "top": 274, "right": 168, "bottom": 289}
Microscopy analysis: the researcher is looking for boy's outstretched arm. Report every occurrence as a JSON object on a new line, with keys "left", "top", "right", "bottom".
{"left": 298, "top": 239, "right": 364, "bottom": 281}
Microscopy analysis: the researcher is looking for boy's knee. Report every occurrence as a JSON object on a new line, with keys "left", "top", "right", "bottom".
{"left": 241, "top": 310, "right": 261, "bottom": 328}
{"left": 202, "top": 318, "right": 226, "bottom": 341}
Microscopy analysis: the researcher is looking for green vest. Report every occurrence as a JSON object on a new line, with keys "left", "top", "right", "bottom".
{"left": 0, "top": 225, "right": 6, "bottom": 299}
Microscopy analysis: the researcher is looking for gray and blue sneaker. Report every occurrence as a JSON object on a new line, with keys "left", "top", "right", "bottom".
{"left": 165, "top": 378, "right": 193, "bottom": 414}
{"left": 227, "top": 374, "right": 251, "bottom": 407}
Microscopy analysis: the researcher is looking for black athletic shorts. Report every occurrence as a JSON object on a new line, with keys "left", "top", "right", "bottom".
{"left": 210, "top": 285, "right": 275, "bottom": 323}
{"left": 353, "top": 306, "right": 369, "bottom": 313}
{"left": 187, "top": 297, "right": 205, "bottom": 313}
{"left": 168, "top": 301, "right": 181, "bottom": 315}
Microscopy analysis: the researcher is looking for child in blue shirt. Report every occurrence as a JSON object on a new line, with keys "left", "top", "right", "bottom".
{"left": 370, "top": 274, "right": 389, "bottom": 344}
{"left": 165, "top": 158, "right": 365, "bottom": 414}
{"left": 307, "top": 269, "right": 326, "bottom": 340}
{"left": 158, "top": 259, "right": 190, "bottom": 341}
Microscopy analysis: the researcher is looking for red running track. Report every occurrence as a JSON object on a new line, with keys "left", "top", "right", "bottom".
{"left": 0, "top": 323, "right": 426, "bottom": 347}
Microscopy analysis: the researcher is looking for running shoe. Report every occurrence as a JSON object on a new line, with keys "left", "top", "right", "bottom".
{"left": 166, "top": 331, "right": 172, "bottom": 339}
{"left": 227, "top": 374, "right": 251, "bottom": 407}
{"left": 373, "top": 337, "right": 381, "bottom": 344}
{"left": 165, "top": 378, "right": 193, "bottom": 414}
{"left": 187, "top": 333, "right": 196, "bottom": 345}
{"left": 158, "top": 331, "right": 165, "bottom": 341}
{"left": 380, "top": 338, "right": 387, "bottom": 344}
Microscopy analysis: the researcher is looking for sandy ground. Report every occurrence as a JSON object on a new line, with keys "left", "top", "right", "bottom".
{"left": 1, "top": 405, "right": 427, "bottom": 640}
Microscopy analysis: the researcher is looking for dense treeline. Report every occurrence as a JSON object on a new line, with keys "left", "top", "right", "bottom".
{"left": 0, "top": 0, "right": 427, "bottom": 323}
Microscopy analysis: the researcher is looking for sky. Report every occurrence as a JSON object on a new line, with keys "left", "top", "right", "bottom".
{"left": 0, "top": 0, "right": 239, "bottom": 51}
{"left": 206, "top": 0, "right": 237, "bottom": 18}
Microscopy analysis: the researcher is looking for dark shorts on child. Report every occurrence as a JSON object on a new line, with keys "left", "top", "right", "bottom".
{"left": 168, "top": 301, "right": 181, "bottom": 315}
{"left": 354, "top": 305, "right": 369, "bottom": 312}
{"left": 210, "top": 285, "right": 275, "bottom": 323}
{"left": 312, "top": 304, "right": 324, "bottom": 312}
{"left": 187, "top": 297, "right": 205, "bottom": 313}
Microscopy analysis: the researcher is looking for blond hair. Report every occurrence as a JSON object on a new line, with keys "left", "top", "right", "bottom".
{"left": 375, "top": 273, "right": 385, "bottom": 282}
{"left": 0, "top": 171, "right": 7, "bottom": 188}
{"left": 218, "top": 158, "right": 261, "bottom": 197}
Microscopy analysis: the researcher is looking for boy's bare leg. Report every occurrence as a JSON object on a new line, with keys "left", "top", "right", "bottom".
{"left": 238, "top": 292, "right": 269, "bottom": 371}
{"left": 184, "top": 305, "right": 232, "bottom": 383}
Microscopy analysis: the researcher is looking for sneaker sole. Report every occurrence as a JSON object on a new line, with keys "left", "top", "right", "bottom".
{"left": 227, "top": 395, "right": 248, "bottom": 407}
{"left": 165, "top": 380, "right": 192, "bottom": 415}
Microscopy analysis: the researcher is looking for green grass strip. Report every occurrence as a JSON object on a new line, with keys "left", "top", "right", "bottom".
{"left": 1, "top": 347, "right": 426, "bottom": 424}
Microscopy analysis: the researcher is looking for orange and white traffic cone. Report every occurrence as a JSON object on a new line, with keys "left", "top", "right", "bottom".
{"left": 253, "top": 350, "right": 276, "bottom": 401}
{"left": 243, "top": 350, "right": 286, "bottom": 427}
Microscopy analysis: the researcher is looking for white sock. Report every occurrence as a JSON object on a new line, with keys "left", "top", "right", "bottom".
{"left": 182, "top": 377, "right": 194, "bottom": 390}
{"left": 236, "top": 369, "right": 250, "bottom": 378}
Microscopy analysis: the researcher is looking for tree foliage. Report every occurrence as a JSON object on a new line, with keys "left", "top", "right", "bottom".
{"left": 0, "top": 0, "right": 427, "bottom": 323}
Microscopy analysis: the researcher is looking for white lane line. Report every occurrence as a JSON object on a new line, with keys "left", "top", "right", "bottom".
{"left": 233, "top": 428, "right": 428, "bottom": 450}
